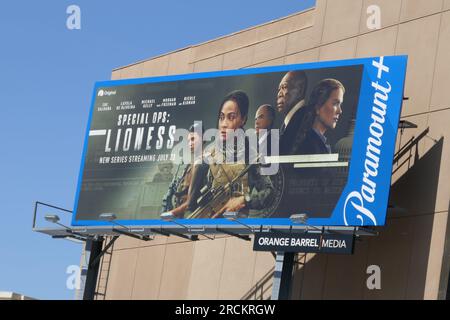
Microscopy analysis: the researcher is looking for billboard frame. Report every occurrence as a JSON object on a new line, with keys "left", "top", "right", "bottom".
{"left": 71, "top": 55, "right": 408, "bottom": 229}
{"left": 33, "top": 200, "right": 378, "bottom": 238}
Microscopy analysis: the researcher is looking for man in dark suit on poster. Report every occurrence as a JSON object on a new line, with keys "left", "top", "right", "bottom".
{"left": 271, "top": 70, "right": 308, "bottom": 217}
{"left": 276, "top": 70, "right": 308, "bottom": 155}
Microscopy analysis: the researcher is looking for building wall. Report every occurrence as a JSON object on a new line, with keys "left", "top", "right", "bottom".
{"left": 97, "top": 0, "right": 450, "bottom": 299}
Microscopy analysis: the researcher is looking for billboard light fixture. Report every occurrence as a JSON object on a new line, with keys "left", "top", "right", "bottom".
{"left": 223, "top": 211, "right": 254, "bottom": 232}
{"left": 160, "top": 212, "right": 208, "bottom": 240}
{"left": 160, "top": 211, "right": 189, "bottom": 229}
{"left": 45, "top": 214, "right": 88, "bottom": 241}
{"left": 45, "top": 214, "right": 61, "bottom": 224}
{"left": 289, "top": 213, "right": 308, "bottom": 224}
{"left": 98, "top": 213, "right": 130, "bottom": 230}
{"left": 98, "top": 213, "right": 152, "bottom": 241}
{"left": 98, "top": 213, "right": 117, "bottom": 222}
{"left": 45, "top": 214, "right": 74, "bottom": 231}
{"left": 290, "top": 213, "right": 322, "bottom": 233}
{"left": 160, "top": 211, "right": 176, "bottom": 221}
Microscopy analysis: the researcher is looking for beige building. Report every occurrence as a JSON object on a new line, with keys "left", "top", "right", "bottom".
{"left": 93, "top": 0, "right": 450, "bottom": 300}
{"left": 0, "top": 292, "right": 35, "bottom": 300}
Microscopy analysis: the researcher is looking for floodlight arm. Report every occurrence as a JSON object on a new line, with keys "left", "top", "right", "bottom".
{"left": 167, "top": 219, "right": 189, "bottom": 230}
{"left": 108, "top": 219, "right": 130, "bottom": 231}
{"left": 111, "top": 227, "right": 152, "bottom": 241}
{"left": 230, "top": 218, "right": 254, "bottom": 231}
{"left": 289, "top": 213, "right": 321, "bottom": 233}
{"left": 98, "top": 213, "right": 152, "bottom": 241}
{"left": 54, "top": 221, "right": 72, "bottom": 230}
{"left": 223, "top": 212, "right": 254, "bottom": 232}
{"left": 303, "top": 224, "right": 322, "bottom": 233}
{"left": 160, "top": 212, "right": 202, "bottom": 240}
{"left": 44, "top": 215, "right": 89, "bottom": 241}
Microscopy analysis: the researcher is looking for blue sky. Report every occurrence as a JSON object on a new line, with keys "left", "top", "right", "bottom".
{"left": 0, "top": 0, "right": 315, "bottom": 299}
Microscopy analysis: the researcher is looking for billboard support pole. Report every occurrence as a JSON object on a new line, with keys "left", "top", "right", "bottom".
{"left": 271, "top": 251, "right": 295, "bottom": 300}
{"left": 80, "top": 237, "right": 104, "bottom": 300}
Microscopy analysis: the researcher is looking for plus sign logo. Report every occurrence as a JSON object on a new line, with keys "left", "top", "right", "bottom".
{"left": 372, "top": 56, "right": 390, "bottom": 79}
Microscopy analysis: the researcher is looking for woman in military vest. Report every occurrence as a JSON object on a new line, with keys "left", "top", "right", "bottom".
{"left": 188, "top": 90, "right": 275, "bottom": 219}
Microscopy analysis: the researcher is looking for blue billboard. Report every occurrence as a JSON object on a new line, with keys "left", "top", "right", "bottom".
{"left": 72, "top": 55, "right": 407, "bottom": 227}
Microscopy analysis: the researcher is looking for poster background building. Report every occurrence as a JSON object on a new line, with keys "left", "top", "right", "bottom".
{"left": 91, "top": 0, "right": 450, "bottom": 299}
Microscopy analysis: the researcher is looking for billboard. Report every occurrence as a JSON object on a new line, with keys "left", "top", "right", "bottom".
{"left": 72, "top": 55, "right": 407, "bottom": 227}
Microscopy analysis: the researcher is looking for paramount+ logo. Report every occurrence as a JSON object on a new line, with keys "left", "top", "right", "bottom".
{"left": 97, "top": 89, "right": 117, "bottom": 97}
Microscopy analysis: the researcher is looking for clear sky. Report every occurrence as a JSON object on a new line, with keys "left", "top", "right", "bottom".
{"left": 0, "top": 0, "right": 315, "bottom": 299}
